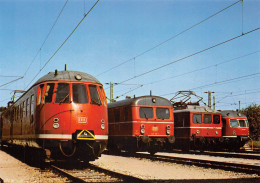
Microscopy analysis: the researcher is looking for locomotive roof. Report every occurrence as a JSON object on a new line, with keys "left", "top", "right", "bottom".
{"left": 173, "top": 104, "right": 220, "bottom": 113}
{"left": 34, "top": 70, "right": 101, "bottom": 86}
{"left": 108, "top": 95, "right": 172, "bottom": 108}
{"left": 220, "top": 110, "right": 247, "bottom": 118}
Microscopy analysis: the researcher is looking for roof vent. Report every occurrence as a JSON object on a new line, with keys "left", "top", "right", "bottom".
{"left": 55, "top": 69, "right": 58, "bottom": 76}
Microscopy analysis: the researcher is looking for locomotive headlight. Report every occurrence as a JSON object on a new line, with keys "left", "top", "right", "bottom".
{"left": 233, "top": 130, "right": 236, "bottom": 135}
{"left": 166, "top": 129, "right": 171, "bottom": 135}
{"left": 53, "top": 123, "right": 59, "bottom": 129}
{"left": 166, "top": 125, "right": 171, "bottom": 135}
{"left": 101, "top": 124, "right": 105, "bottom": 130}
{"left": 196, "top": 130, "right": 200, "bottom": 134}
{"left": 101, "top": 119, "right": 105, "bottom": 130}
{"left": 215, "top": 131, "right": 219, "bottom": 135}
{"left": 140, "top": 124, "right": 145, "bottom": 134}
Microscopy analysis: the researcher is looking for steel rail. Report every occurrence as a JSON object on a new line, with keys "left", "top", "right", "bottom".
{"left": 132, "top": 152, "right": 260, "bottom": 175}
{"left": 50, "top": 163, "right": 147, "bottom": 183}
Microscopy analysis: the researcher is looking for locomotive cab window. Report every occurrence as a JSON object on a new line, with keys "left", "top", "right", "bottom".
{"left": 238, "top": 119, "right": 248, "bottom": 127}
{"left": 73, "top": 84, "right": 88, "bottom": 104}
{"left": 204, "top": 114, "right": 212, "bottom": 124}
{"left": 55, "top": 83, "right": 70, "bottom": 103}
{"left": 230, "top": 119, "right": 239, "bottom": 127}
{"left": 44, "top": 83, "right": 55, "bottom": 103}
{"left": 89, "top": 85, "right": 101, "bottom": 105}
{"left": 213, "top": 115, "right": 220, "bottom": 124}
{"left": 140, "top": 107, "right": 153, "bottom": 119}
{"left": 193, "top": 114, "right": 202, "bottom": 124}
{"left": 37, "top": 84, "right": 44, "bottom": 105}
{"left": 156, "top": 108, "right": 170, "bottom": 120}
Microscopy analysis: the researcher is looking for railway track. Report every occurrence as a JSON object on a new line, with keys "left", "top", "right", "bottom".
{"left": 170, "top": 149, "right": 260, "bottom": 160}
{"left": 49, "top": 161, "right": 146, "bottom": 183}
{"left": 112, "top": 151, "right": 260, "bottom": 175}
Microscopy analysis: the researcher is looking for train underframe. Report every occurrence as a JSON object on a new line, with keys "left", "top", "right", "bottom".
{"left": 0, "top": 130, "right": 107, "bottom": 162}
{"left": 220, "top": 136, "right": 249, "bottom": 151}
{"left": 108, "top": 135, "right": 175, "bottom": 155}
{"left": 174, "top": 135, "right": 224, "bottom": 151}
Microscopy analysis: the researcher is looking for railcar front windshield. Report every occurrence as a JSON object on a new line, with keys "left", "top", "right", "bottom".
{"left": 55, "top": 83, "right": 70, "bottom": 103}
{"left": 140, "top": 107, "right": 153, "bottom": 119}
{"left": 230, "top": 119, "right": 239, "bottom": 127}
{"left": 73, "top": 84, "right": 89, "bottom": 104}
{"left": 193, "top": 114, "right": 202, "bottom": 124}
{"left": 156, "top": 108, "right": 170, "bottom": 120}
{"left": 89, "top": 85, "right": 101, "bottom": 105}
{"left": 238, "top": 119, "right": 248, "bottom": 127}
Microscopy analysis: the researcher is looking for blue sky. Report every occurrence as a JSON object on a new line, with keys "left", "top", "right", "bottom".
{"left": 0, "top": 0, "right": 259, "bottom": 110}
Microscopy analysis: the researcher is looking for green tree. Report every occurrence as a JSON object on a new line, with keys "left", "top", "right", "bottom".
{"left": 241, "top": 104, "right": 260, "bottom": 140}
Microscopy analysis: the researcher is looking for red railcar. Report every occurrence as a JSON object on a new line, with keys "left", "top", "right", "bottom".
{"left": 173, "top": 103, "right": 222, "bottom": 151}
{"left": 107, "top": 95, "right": 175, "bottom": 154}
{"left": 0, "top": 70, "right": 108, "bottom": 162}
{"left": 220, "top": 110, "right": 249, "bottom": 150}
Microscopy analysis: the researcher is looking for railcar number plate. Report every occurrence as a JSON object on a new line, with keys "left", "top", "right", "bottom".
{"left": 78, "top": 117, "right": 87, "bottom": 123}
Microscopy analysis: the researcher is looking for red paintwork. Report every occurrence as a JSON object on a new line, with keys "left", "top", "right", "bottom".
{"left": 173, "top": 105, "right": 222, "bottom": 150}
{"left": 109, "top": 105, "right": 174, "bottom": 137}
{"left": 222, "top": 116, "right": 249, "bottom": 138}
{"left": 108, "top": 96, "right": 175, "bottom": 153}
{"left": 0, "top": 71, "right": 108, "bottom": 161}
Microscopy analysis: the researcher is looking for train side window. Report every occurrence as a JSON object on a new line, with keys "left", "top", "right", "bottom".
{"left": 230, "top": 119, "right": 239, "bottom": 127}
{"left": 55, "top": 83, "right": 70, "bottom": 103}
{"left": 99, "top": 86, "right": 107, "bottom": 106}
{"left": 114, "top": 109, "right": 120, "bottom": 122}
{"left": 72, "top": 84, "right": 88, "bottom": 104}
{"left": 89, "top": 85, "right": 101, "bottom": 105}
{"left": 124, "top": 107, "right": 129, "bottom": 121}
{"left": 193, "top": 114, "right": 202, "bottom": 124}
{"left": 44, "top": 83, "right": 55, "bottom": 103}
{"left": 204, "top": 114, "right": 212, "bottom": 124}
{"left": 23, "top": 101, "right": 26, "bottom": 118}
{"left": 17, "top": 107, "right": 19, "bottom": 120}
{"left": 20, "top": 104, "right": 23, "bottom": 119}
{"left": 108, "top": 109, "right": 114, "bottom": 122}
{"left": 139, "top": 107, "right": 153, "bottom": 119}
{"left": 239, "top": 120, "right": 247, "bottom": 127}
{"left": 26, "top": 98, "right": 30, "bottom": 117}
{"left": 156, "top": 108, "right": 170, "bottom": 120}
{"left": 30, "top": 95, "right": 34, "bottom": 115}
{"left": 222, "top": 118, "right": 226, "bottom": 127}
{"left": 37, "top": 84, "right": 44, "bottom": 105}
{"left": 213, "top": 115, "right": 220, "bottom": 124}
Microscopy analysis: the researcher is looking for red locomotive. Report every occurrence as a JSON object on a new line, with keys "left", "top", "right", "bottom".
{"left": 107, "top": 95, "right": 175, "bottom": 155}
{"left": 0, "top": 69, "right": 108, "bottom": 162}
{"left": 220, "top": 110, "right": 249, "bottom": 150}
{"left": 171, "top": 91, "right": 222, "bottom": 151}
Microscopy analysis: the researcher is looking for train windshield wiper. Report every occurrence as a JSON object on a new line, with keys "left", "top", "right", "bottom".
{"left": 59, "top": 94, "right": 70, "bottom": 104}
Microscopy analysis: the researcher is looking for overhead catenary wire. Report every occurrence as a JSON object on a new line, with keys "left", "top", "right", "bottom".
{"left": 23, "top": 0, "right": 69, "bottom": 77}
{"left": 144, "top": 50, "right": 259, "bottom": 85}
{"left": 161, "top": 72, "right": 260, "bottom": 97}
{"left": 117, "top": 28, "right": 259, "bottom": 85}
{"left": 96, "top": 0, "right": 242, "bottom": 77}
{"left": 24, "top": 0, "right": 100, "bottom": 90}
